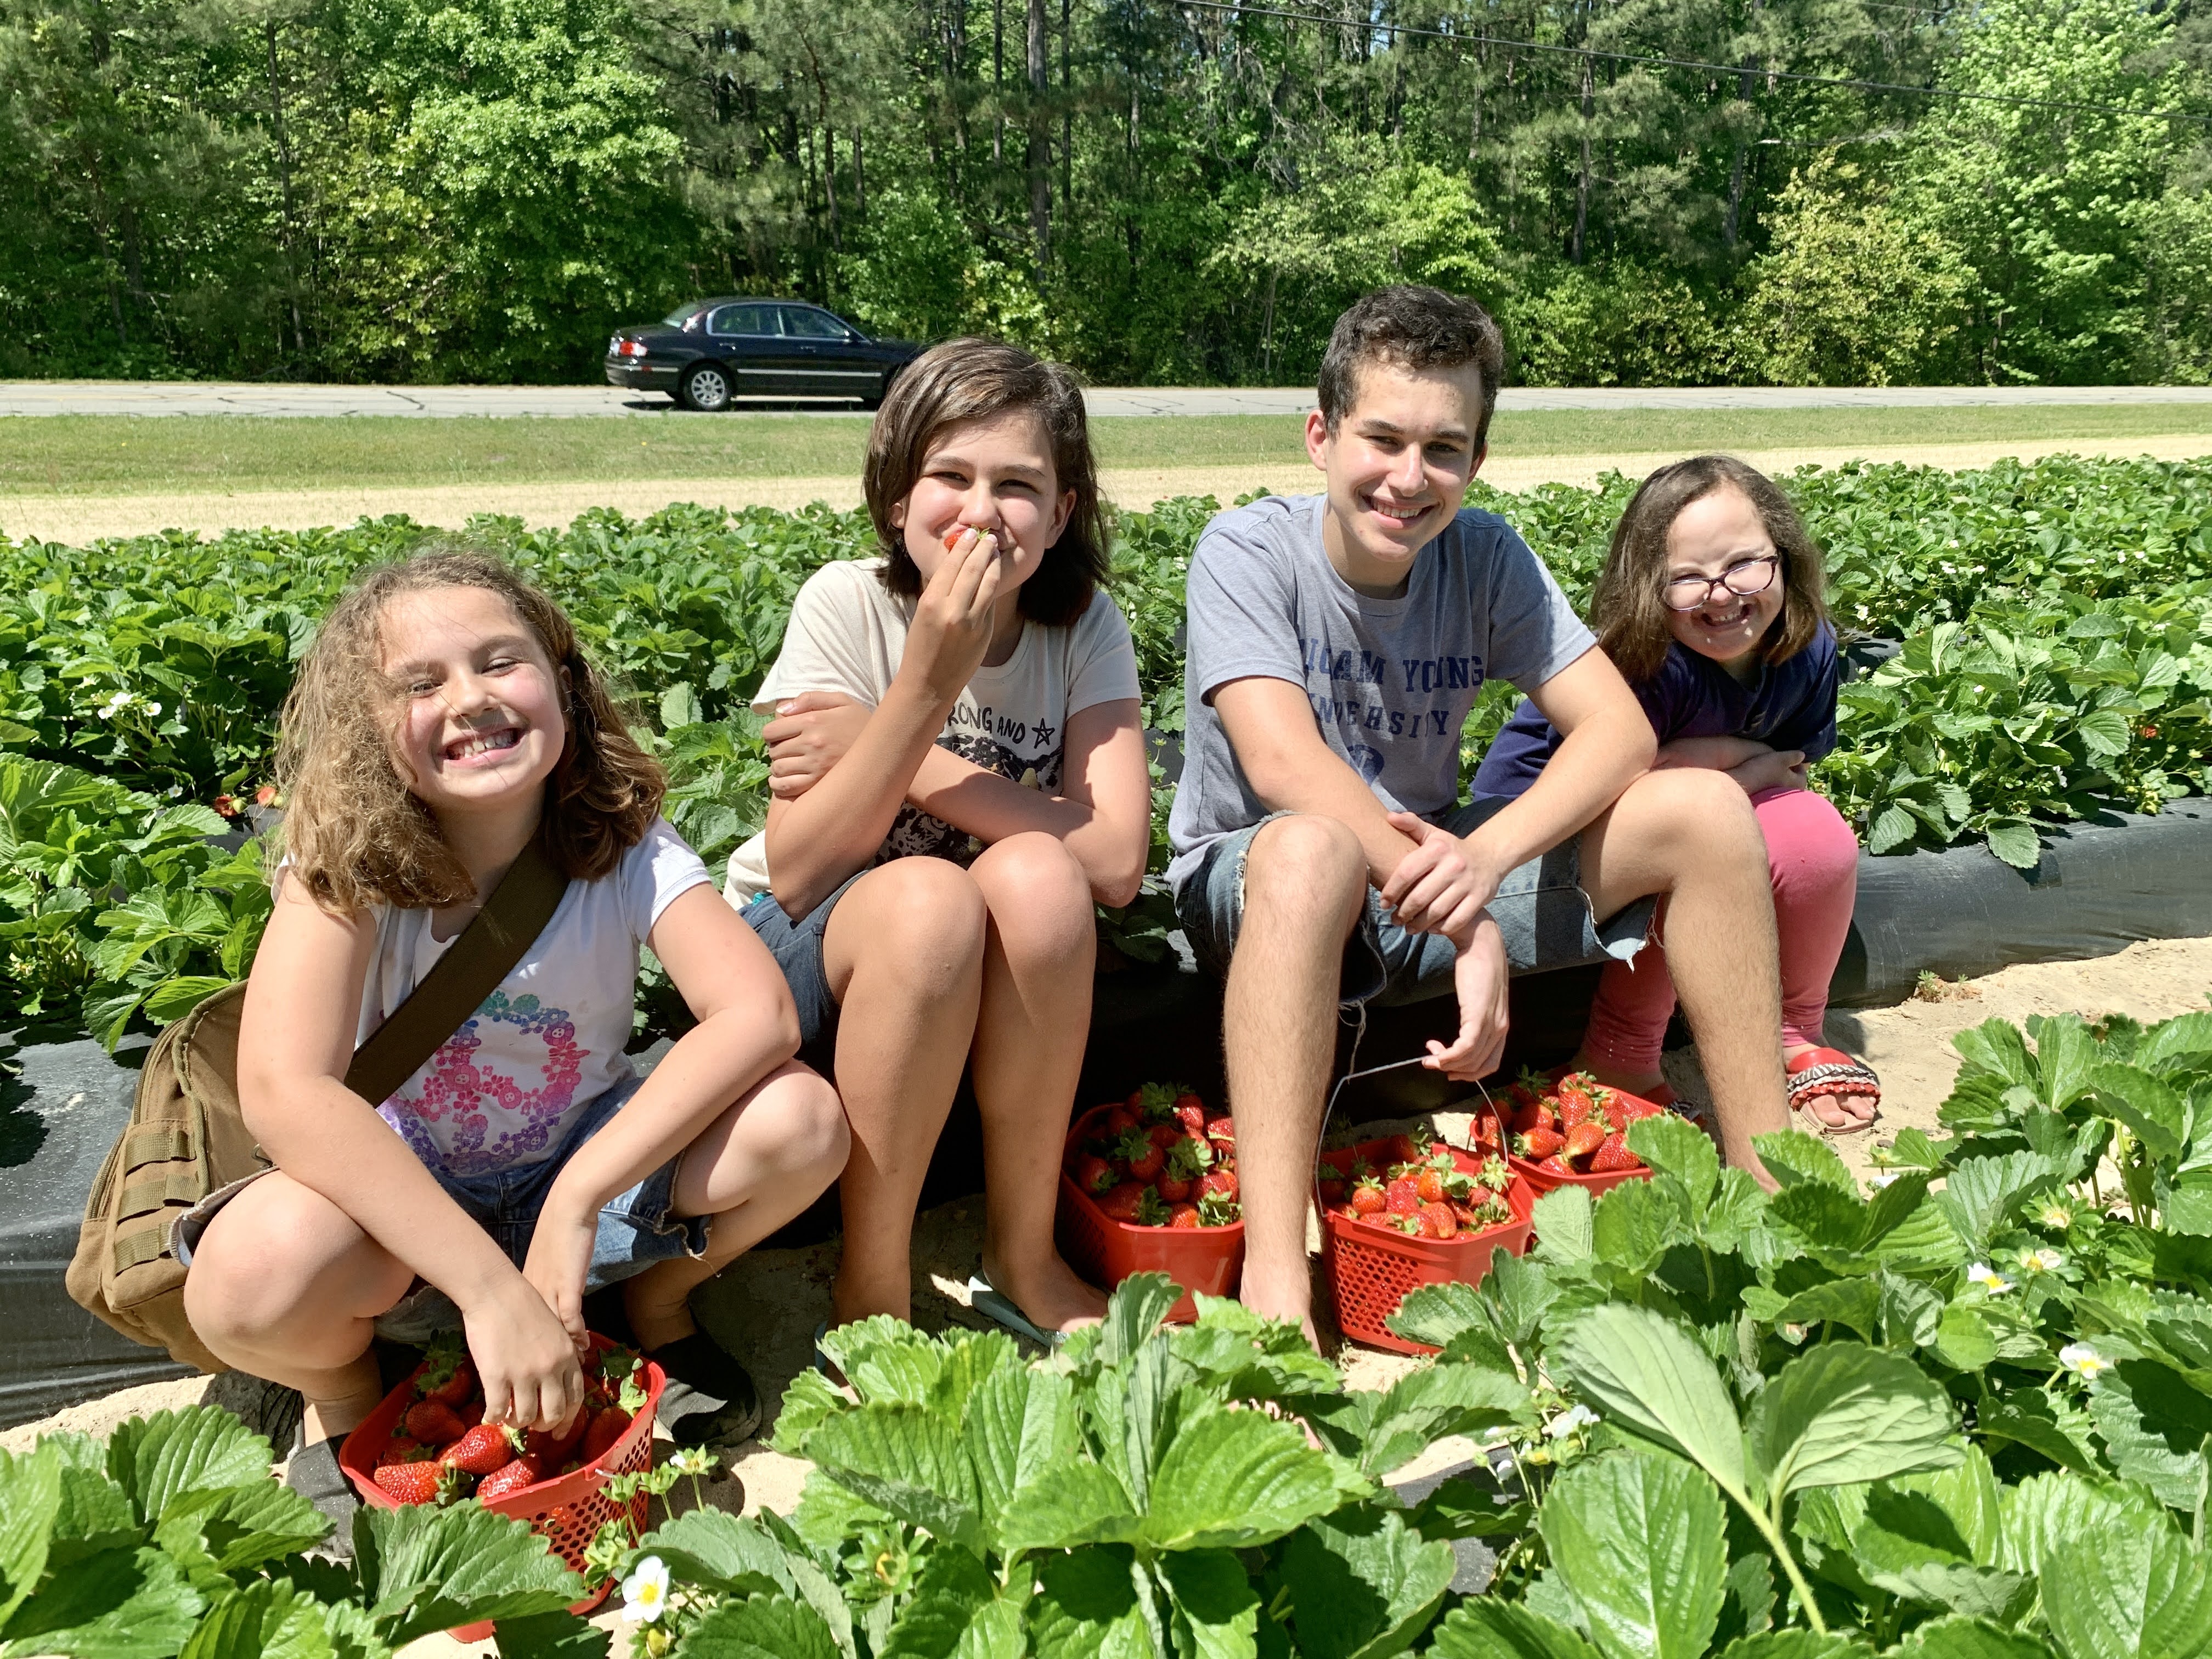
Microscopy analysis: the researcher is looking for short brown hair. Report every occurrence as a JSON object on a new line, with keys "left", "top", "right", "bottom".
{"left": 275, "top": 546, "right": 666, "bottom": 913}
{"left": 862, "top": 337, "right": 1109, "bottom": 629}
{"left": 1590, "top": 455, "right": 1830, "bottom": 682}
{"left": 1317, "top": 286, "right": 1508, "bottom": 453}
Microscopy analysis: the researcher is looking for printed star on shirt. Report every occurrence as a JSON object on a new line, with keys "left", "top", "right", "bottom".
{"left": 1030, "top": 719, "right": 1058, "bottom": 749}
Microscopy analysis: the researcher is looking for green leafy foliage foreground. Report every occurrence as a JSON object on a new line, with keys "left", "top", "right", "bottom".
{"left": 9, "top": 453, "right": 2212, "bottom": 1045}
{"left": 20, "top": 1000, "right": 2212, "bottom": 1657}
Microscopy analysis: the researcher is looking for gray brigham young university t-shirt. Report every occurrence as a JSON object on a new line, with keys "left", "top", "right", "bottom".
{"left": 1164, "top": 492, "right": 1596, "bottom": 899}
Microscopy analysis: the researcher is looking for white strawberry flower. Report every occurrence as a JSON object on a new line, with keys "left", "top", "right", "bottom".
{"left": 2019, "top": 1246, "right": 2064, "bottom": 1274}
{"left": 668, "top": 1445, "right": 716, "bottom": 1477}
{"left": 1868, "top": 1170, "right": 1902, "bottom": 1189}
{"left": 621, "top": 1555, "right": 672, "bottom": 1623}
{"left": 2059, "top": 1342, "right": 2112, "bottom": 1381}
{"left": 1545, "top": 1403, "right": 1599, "bottom": 1440}
{"left": 1966, "top": 1262, "right": 2014, "bottom": 1295}
{"left": 2036, "top": 1199, "right": 2075, "bottom": 1229}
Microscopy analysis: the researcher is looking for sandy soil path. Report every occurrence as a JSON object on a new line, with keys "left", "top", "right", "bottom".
{"left": 10, "top": 934, "right": 2211, "bottom": 1654}
{"left": 7, "top": 433, "right": 2211, "bottom": 542}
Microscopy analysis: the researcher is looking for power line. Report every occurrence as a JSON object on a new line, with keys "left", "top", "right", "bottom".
{"left": 1172, "top": 0, "right": 2212, "bottom": 124}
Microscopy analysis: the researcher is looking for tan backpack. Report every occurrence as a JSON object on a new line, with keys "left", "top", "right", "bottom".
{"left": 66, "top": 842, "right": 569, "bottom": 1372}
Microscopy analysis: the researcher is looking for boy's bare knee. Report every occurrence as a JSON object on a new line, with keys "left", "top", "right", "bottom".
{"left": 1629, "top": 769, "right": 1762, "bottom": 860}
{"left": 1244, "top": 814, "right": 1367, "bottom": 922}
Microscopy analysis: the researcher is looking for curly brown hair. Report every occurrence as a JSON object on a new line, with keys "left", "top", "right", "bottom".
{"left": 1590, "top": 455, "right": 1829, "bottom": 684}
{"left": 274, "top": 546, "right": 666, "bottom": 913}
{"left": 862, "top": 336, "right": 1109, "bottom": 629}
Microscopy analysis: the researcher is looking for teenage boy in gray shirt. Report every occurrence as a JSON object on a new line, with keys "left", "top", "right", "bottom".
{"left": 1169, "top": 286, "right": 1790, "bottom": 1336}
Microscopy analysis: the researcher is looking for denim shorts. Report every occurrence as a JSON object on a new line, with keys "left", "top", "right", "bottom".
{"left": 1174, "top": 798, "right": 1655, "bottom": 1009}
{"left": 174, "top": 1069, "right": 709, "bottom": 1342}
{"left": 736, "top": 871, "right": 868, "bottom": 1074}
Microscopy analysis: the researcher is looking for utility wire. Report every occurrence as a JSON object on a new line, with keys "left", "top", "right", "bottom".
{"left": 1173, "top": 0, "right": 2212, "bottom": 123}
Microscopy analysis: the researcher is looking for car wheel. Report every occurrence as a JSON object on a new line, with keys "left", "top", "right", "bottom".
{"left": 679, "top": 363, "right": 733, "bottom": 413}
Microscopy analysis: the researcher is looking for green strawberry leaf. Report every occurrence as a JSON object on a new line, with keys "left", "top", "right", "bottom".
{"left": 1137, "top": 1406, "right": 1360, "bottom": 1553}
{"left": 0, "top": 1542, "right": 204, "bottom": 1659}
{"left": 1745, "top": 1342, "right": 1961, "bottom": 1499}
{"left": 104, "top": 1408, "right": 273, "bottom": 1528}
{"left": 1550, "top": 1307, "right": 1747, "bottom": 1500}
{"left": 352, "top": 1500, "right": 582, "bottom": 1648}
{"left": 1028, "top": 1545, "right": 1150, "bottom": 1658}
{"left": 1276, "top": 1506, "right": 1453, "bottom": 1659}
{"left": 1538, "top": 1451, "right": 1727, "bottom": 1659}
{"left": 678, "top": 1592, "right": 844, "bottom": 1659}
{"left": 1425, "top": 1599, "right": 1604, "bottom": 1657}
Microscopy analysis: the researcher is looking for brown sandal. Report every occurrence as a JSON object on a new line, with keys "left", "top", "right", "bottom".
{"left": 1786, "top": 1047, "right": 1880, "bottom": 1138}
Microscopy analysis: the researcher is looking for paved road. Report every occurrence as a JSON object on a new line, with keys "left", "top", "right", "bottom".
{"left": 6, "top": 381, "right": 2212, "bottom": 417}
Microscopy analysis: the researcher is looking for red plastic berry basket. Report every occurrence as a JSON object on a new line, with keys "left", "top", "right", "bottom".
{"left": 1499, "top": 1071, "right": 1662, "bottom": 1196}
{"left": 1316, "top": 1136, "right": 1536, "bottom": 1355}
{"left": 1056, "top": 1102, "right": 1244, "bottom": 1324}
{"left": 338, "top": 1331, "right": 665, "bottom": 1639}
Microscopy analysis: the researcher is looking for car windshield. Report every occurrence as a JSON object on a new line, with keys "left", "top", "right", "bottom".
{"left": 663, "top": 301, "right": 713, "bottom": 328}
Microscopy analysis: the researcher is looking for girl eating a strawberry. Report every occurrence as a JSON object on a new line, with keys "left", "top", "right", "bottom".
{"left": 177, "top": 549, "right": 849, "bottom": 1544}
{"left": 1475, "top": 455, "right": 1878, "bottom": 1137}
{"left": 729, "top": 337, "right": 1151, "bottom": 1345}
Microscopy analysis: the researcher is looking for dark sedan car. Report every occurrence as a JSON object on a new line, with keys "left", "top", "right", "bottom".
{"left": 605, "top": 298, "right": 921, "bottom": 411}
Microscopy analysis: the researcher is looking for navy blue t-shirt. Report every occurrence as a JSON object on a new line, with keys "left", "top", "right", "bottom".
{"left": 1472, "top": 622, "right": 1840, "bottom": 799}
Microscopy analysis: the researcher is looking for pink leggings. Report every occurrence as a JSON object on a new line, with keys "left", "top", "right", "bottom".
{"left": 1581, "top": 785, "right": 1860, "bottom": 1077}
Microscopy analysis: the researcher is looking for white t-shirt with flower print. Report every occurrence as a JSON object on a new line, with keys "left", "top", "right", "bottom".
{"left": 358, "top": 819, "right": 712, "bottom": 1176}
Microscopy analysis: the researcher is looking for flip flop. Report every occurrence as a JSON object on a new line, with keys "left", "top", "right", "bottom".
{"left": 966, "top": 1273, "right": 1068, "bottom": 1350}
{"left": 647, "top": 1331, "right": 763, "bottom": 1448}
{"left": 1786, "top": 1047, "right": 1881, "bottom": 1138}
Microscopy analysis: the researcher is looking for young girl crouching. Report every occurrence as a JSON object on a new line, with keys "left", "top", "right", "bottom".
{"left": 1476, "top": 455, "right": 1878, "bottom": 1136}
{"left": 731, "top": 337, "right": 1152, "bottom": 1342}
{"left": 178, "top": 550, "right": 848, "bottom": 1530}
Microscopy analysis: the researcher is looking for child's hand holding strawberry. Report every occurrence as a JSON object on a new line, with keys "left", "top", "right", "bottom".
{"left": 462, "top": 1278, "right": 589, "bottom": 1433}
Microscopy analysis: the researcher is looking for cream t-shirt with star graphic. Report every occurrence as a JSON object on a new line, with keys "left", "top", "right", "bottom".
{"left": 725, "top": 557, "right": 1141, "bottom": 901}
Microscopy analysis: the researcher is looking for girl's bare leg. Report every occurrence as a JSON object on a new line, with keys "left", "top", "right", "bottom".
{"left": 182, "top": 1172, "right": 416, "bottom": 1442}
{"left": 966, "top": 832, "right": 1110, "bottom": 1333}
{"left": 819, "top": 858, "right": 988, "bottom": 1323}
{"left": 624, "top": 1060, "right": 851, "bottom": 1350}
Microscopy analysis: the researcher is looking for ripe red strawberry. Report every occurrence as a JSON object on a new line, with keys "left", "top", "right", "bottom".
{"left": 1419, "top": 1201, "right": 1459, "bottom": 1240}
{"left": 1415, "top": 1163, "right": 1449, "bottom": 1204}
{"left": 1614, "top": 1096, "right": 1663, "bottom": 1123}
{"left": 442, "top": 1422, "right": 522, "bottom": 1475}
{"left": 525, "top": 1413, "right": 586, "bottom": 1466}
{"left": 1562, "top": 1120, "right": 1609, "bottom": 1163}
{"left": 1349, "top": 1175, "right": 1385, "bottom": 1215}
{"left": 1384, "top": 1176, "right": 1421, "bottom": 1216}
{"left": 1098, "top": 1181, "right": 1150, "bottom": 1221}
{"left": 374, "top": 1459, "right": 455, "bottom": 1505}
{"left": 456, "top": 1397, "right": 484, "bottom": 1430}
{"left": 1205, "top": 1114, "right": 1234, "bottom": 1154}
{"left": 1508, "top": 1096, "right": 1554, "bottom": 1136}
{"left": 475, "top": 1456, "right": 544, "bottom": 1502}
{"left": 1200, "top": 1166, "right": 1238, "bottom": 1203}
{"left": 1536, "top": 1154, "right": 1576, "bottom": 1177}
{"left": 1514, "top": 1127, "right": 1566, "bottom": 1160}
{"left": 1198, "top": 1190, "right": 1242, "bottom": 1227}
{"left": 1102, "top": 1105, "right": 1138, "bottom": 1139}
{"left": 1156, "top": 1136, "right": 1210, "bottom": 1203}
{"left": 1590, "top": 1132, "right": 1643, "bottom": 1173}
{"left": 1167, "top": 1203, "right": 1201, "bottom": 1228}
{"left": 417, "top": 1335, "right": 476, "bottom": 1407}
{"left": 1470, "top": 1114, "right": 1502, "bottom": 1150}
{"left": 1388, "top": 1127, "right": 1434, "bottom": 1165}
{"left": 579, "top": 1406, "right": 631, "bottom": 1466}
{"left": 1117, "top": 1129, "right": 1165, "bottom": 1184}
{"left": 1071, "top": 1153, "right": 1116, "bottom": 1195}
{"left": 1173, "top": 1092, "right": 1207, "bottom": 1135}
{"left": 1317, "top": 1172, "right": 1346, "bottom": 1204}
{"left": 382, "top": 1436, "right": 426, "bottom": 1463}
{"left": 403, "top": 1399, "right": 465, "bottom": 1446}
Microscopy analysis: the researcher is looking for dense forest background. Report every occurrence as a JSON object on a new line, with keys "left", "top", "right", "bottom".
{"left": 4, "top": 0, "right": 2211, "bottom": 385}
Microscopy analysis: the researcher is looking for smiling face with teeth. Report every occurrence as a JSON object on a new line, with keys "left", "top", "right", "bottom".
{"left": 1661, "top": 483, "right": 1786, "bottom": 674}
{"left": 1304, "top": 359, "right": 1487, "bottom": 597}
{"left": 381, "top": 584, "right": 567, "bottom": 831}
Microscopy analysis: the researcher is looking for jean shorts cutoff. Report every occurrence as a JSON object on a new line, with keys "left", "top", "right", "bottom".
{"left": 736, "top": 870, "right": 868, "bottom": 1075}
{"left": 173, "top": 1068, "right": 709, "bottom": 1343}
{"left": 1174, "top": 797, "right": 1656, "bottom": 1009}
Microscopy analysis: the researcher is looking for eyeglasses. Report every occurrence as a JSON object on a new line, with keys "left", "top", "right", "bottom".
{"left": 1662, "top": 554, "right": 1780, "bottom": 612}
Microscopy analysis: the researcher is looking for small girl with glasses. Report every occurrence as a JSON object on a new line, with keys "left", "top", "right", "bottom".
{"left": 1475, "top": 454, "right": 1877, "bottom": 1136}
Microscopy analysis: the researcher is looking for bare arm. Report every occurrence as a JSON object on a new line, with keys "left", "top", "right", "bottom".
{"left": 1458, "top": 647, "right": 1658, "bottom": 882}
{"left": 1211, "top": 674, "right": 1421, "bottom": 887}
{"left": 904, "top": 697, "right": 1149, "bottom": 905}
{"left": 762, "top": 536, "right": 1006, "bottom": 917}
{"left": 1655, "top": 736, "right": 1770, "bottom": 770}
{"left": 522, "top": 884, "right": 803, "bottom": 1339}
{"left": 236, "top": 878, "right": 584, "bottom": 1429}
